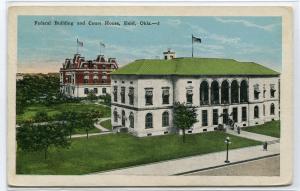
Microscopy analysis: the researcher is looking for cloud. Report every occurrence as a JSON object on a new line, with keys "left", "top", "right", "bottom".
{"left": 215, "top": 17, "right": 280, "bottom": 31}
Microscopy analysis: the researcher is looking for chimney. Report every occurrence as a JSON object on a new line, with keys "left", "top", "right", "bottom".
{"left": 163, "top": 49, "right": 176, "bottom": 60}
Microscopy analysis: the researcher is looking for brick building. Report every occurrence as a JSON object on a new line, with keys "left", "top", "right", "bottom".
{"left": 60, "top": 54, "right": 118, "bottom": 97}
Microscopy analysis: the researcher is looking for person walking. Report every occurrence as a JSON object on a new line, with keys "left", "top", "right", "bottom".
{"left": 237, "top": 126, "right": 240, "bottom": 134}
{"left": 263, "top": 141, "right": 268, "bottom": 151}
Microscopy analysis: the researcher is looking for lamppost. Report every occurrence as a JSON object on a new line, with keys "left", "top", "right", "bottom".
{"left": 224, "top": 136, "right": 231, "bottom": 163}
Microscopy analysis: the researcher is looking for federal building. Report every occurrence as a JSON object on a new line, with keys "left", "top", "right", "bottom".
{"left": 60, "top": 53, "right": 119, "bottom": 97}
{"left": 110, "top": 50, "right": 280, "bottom": 137}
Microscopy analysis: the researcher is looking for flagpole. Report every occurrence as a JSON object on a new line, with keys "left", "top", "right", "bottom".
{"left": 99, "top": 42, "right": 101, "bottom": 55}
{"left": 76, "top": 38, "right": 79, "bottom": 54}
{"left": 192, "top": 34, "right": 194, "bottom": 58}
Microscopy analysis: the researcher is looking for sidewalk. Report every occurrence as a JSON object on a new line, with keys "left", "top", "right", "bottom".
{"left": 94, "top": 117, "right": 111, "bottom": 132}
{"left": 72, "top": 118, "right": 112, "bottom": 138}
{"left": 97, "top": 142, "right": 280, "bottom": 176}
{"left": 226, "top": 129, "right": 279, "bottom": 142}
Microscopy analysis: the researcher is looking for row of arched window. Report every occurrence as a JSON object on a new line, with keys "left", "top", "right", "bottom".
{"left": 114, "top": 109, "right": 134, "bottom": 128}
{"left": 199, "top": 80, "right": 248, "bottom": 105}
{"left": 254, "top": 103, "right": 275, "bottom": 118}
{"left": 146, "top": 112, "right": 170, "bottom": 129}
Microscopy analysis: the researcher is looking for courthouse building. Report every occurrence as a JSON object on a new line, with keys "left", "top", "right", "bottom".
{"left": 60, "top": 54, "right": 118, "bottom": 97}
{"left": 110, "top": 50, "right": 280, "bottom": 137}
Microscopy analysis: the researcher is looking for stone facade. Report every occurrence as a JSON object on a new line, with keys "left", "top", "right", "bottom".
{"left": 111, "top": 75, "right": 280, "bottom": 137}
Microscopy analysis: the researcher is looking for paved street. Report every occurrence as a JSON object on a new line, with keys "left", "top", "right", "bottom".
{"left": 186, "top": 155, "right": 280, "bottom": 176}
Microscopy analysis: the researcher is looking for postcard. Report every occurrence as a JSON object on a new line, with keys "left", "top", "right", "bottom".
{"left": 7, "top": 5, "right": 293, "bottom": 187}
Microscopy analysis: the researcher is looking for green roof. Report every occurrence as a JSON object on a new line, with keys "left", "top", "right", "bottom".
{"left": 112, "top": 57, "right": 279, "bottom": 76}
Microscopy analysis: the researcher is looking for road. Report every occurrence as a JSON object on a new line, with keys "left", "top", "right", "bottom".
{"left": 185, "top": 155, "right": 280, "bottom": 176}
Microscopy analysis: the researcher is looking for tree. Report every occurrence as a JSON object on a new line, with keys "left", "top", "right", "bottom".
{"left": 16, "top": 122, "right": 70, "bottom": 160}
{"left": 79, "top": 110, "right": 101, "bottom": 139}
{"left": 173, "top": 102, "right": 198, "bottom": 143}
{"left": 34, "top": 111, "right": 49, "bottom": 122}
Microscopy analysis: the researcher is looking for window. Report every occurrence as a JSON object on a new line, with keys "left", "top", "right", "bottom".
{"left": 162, "top": 111, "right": 169, "bottom": 127}
{"left": 270, "top": 103, "right": 275, "bottom": 115}
{"left": 121, "top": 87, "right": 125, "bottom": 103}
{"left": 113, "top": 109, "right": 118, "bottom": 122}
{"left": 232, "top": 108, "right": 238, "bottom": 123}
{"left": 254, "top": 84, "right": 260, "bottom": 100}
{"left": 187, "top": 81, "right": 192, "bottom": 84}
{"left": 223, "top": 109, "right": 228, "bottom": 124}
{"left": 270, "top": 84, "right": 276, "bottom": 98}
{"left": 83, "top": 75, "right": 89, "bottom": 84}
{"left": 129, "top": 112, "right": 134, "bottom": 128}
{"left": 93, "top": 75, "right": 98, "bottom": 83}
{"left": 122, "top": 110, "right": 125, "bottom": 126}
{"left": 162, "top": 88, "right": 170, "bottom": 104}
{"left": 202, "top": 110, "right": 208, "bottom": 126}
{"left": 213, "top": 109, "right": 218, "bottom": 125}
{"left": 145, "top": 113, "right": 153, "bottom": 129}
{"left": 113, "top": 86, "right": 118, "bottom": 102}
{"left": 94, "top": 88, "right": 98, "bottom": 94}
{"left": 145, "top": 89, "right": 153, "bottom": 105}
{"left": 263, "top": 85, "right": 266, "bottom": 98}
{"left": 242, "top": 107, "right": 247, "bottom": 121}
{"left": 102, "top": 88, "right": 106, "bottom": 94}
{"left": 186, "top": 90, "right": 193, "bottom": 104}
{"left": 128, "top": 87, "right": 134, "bottom": 105}
{"left": 84, "top": 88, "right": 89, "bottom": 94}
{"left": 254, "top": 106, "right": 259, "bottom": 118}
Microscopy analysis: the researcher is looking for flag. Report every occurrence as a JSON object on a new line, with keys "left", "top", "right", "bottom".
{"left": 77, "top": 38, "right": 83, "bottom": 47}
{"left": 192, "top": 35, "right": 201, "bottom": 43}
{"left": 100, "top": 42, "right": 105, "bottom": 48}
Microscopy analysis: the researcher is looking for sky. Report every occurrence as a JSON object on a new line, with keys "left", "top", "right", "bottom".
{"left": 18, "top": 16, "right": 282, "bottom": 73}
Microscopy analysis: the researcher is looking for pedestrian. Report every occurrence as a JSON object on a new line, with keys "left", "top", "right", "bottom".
{"left": 237, "top": 126, "right": 240, "bottom": 134}
{"left": 263, "top": 141, "right": 268, "bottom": 151}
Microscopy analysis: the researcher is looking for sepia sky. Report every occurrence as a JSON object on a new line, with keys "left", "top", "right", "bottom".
{"left": 18, "top": 16, "right": 282, "bottom": 73}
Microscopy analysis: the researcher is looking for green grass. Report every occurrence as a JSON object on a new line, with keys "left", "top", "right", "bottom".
{"left": 112, "top": 58, "right": 279, "bottom": 76}
{"left": 17, "top": 131, "right": 261, "bottom": 175}
{"left": 100, "top": 119, "right": 112, "bottom": 130}
{"left": 243, "top": 120, "right": 280, "bottom": 138}
{"left": 16, "top": 102, "right": 111, "bottom": 124}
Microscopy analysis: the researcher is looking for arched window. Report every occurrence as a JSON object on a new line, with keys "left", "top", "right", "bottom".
{"left": 200, "top": 81, "right": 209, "bottom": 105}
{"left": 254, "top": 106, "right": 259, "bottom": 118}
{"left": 240, "top": 80, "right": 248, "bottom": 103}
{"left": 122, "top": 110, "right": 125, "bottom": 126}
{"left": 145, "top": 113, "right": 153, "bottom": 129}
{"left": 231, "top": 80, "right": 239, "bottom": 104}
{"left": 221, "top": 80, "right": 229, "bottom": 104}
{"left": 129, "top": 112, "right": 134, "bottom": 128}
{"left": 270, "top": 103, "right": 275, "bottom": 115}
{"left": 211, "top": 81, "right": 219, "bottom": 105}
{"left": 113, "top": 109, "right": 118, "bottom": 122}
{"left": 162, "top": 111, "right": 169, "bottom": 127}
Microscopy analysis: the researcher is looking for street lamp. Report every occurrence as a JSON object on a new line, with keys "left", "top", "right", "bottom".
{"left": 224, "top": 136, "right": 231, "bottom": 163}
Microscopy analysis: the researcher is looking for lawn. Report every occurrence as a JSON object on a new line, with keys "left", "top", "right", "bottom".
{"left": 16, "top": 102, "right": 111, "bottom": 124}
{"left": 17, "top": 131, "right": 261, "bottom": 175}
{"left": 100, "top": 119, "right": 112, "bottom": 130}
{"left": 243, "top": 120, "right": 280, "bottom": 138}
